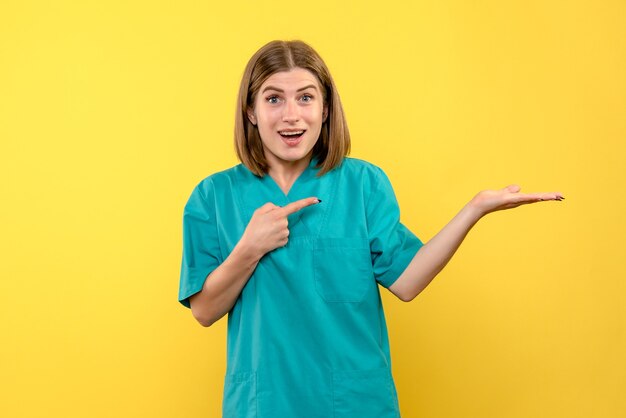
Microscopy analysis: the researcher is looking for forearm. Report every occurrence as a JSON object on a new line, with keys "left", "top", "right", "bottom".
{"left": 391, "top": 202, "right": 483, "bottom": 301}
{"left": 189, "top": 242, "right": 261, "bottom": 327}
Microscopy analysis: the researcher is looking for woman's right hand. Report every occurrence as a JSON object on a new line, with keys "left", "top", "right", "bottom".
{"left": 189, "top": 197, "right": 319, "bottom": 326}
{"left": 238, "top": 197, "right": 321, "bottom": 260}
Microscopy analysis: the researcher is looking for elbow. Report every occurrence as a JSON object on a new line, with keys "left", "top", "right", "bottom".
{"left": 399, "top": 288, "right": 422, "bottom": 303}
{"left": 194, "top": 312, "right": 216, "bottom": 327}
{"left": 191, "top": 305, "right": 216, "bottom": 327}
{"left": 399, "top": 292, "right": 415, "bottom": 303}
{"left": 192, "top": 306, "right": 228, "bottom": 327}
{"left": 198, "top": 318, "right": 214, "bottom": 328}
{"left": 189, "top": 293, "right": 218, "bottom": 327}
{"left": 389, "top": 280, "right": 417, "bottom": 302}
{"left": 193, "top": 315, "right": 213, "bottom": 328}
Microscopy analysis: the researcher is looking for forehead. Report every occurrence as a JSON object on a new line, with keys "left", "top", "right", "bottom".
{"left": 260, "top": 68, "right": 321, "bottom": 92}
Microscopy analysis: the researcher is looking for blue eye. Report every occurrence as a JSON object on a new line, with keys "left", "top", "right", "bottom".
{"left": 301, "top": 94, "right": 313, "bottom": 102}
{"left": 266, "top": 96, "right": 279, "bottom": 104}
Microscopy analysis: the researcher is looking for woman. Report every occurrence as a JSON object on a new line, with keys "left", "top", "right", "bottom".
{"left": 178, "top": 40, "right": 563, "bottom": 418}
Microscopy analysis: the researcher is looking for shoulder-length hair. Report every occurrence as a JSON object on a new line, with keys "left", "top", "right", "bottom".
{"left": 234, "top": 40, "right": 350, "bottom": 177}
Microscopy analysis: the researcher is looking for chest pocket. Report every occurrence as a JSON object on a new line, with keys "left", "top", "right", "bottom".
{"left": 313, "top": 237, "right": 373, "bottom": 303}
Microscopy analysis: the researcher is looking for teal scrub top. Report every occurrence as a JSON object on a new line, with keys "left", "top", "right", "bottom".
{"left": 178, "top": 156, "right": 423, "bottom": 418}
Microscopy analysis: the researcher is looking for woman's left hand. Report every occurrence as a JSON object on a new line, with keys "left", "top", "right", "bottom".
{"left": 468, "top": 184, "right": 565, "bottom": 218}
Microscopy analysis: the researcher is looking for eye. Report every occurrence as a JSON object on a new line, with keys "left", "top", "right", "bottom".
{"left": 266, "top": 95, "right": 280, "bottom": 104}
{"left": 301, "top": 94, "right": 313, "bottom": 102}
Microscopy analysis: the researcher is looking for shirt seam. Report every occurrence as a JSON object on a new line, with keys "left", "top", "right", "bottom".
{"left": 197, "top": 177, "right": 224, "bottom": 265}
{"left": 364, "top": 166, "right": 383, "bottom": 215}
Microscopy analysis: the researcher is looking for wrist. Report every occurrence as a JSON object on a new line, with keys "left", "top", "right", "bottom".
{"left": 462, "top": 200, "right": 485, "bottom": 225}
{"left": 232, "top": 238, "right": 263, "bottom": 265}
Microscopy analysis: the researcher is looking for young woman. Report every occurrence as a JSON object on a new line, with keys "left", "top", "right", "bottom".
{"left": 178, "top": 40, "right": 564, "bottom": 418}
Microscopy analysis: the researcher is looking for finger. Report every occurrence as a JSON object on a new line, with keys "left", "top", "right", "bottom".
{"left": 536, "top": 192, "right": 565, "bottom": 201}
{"left": 279, "top": 197, "right": 321, "bottom": 216}
{"left": 516, "top": 192, "right": 564, "bottom": 203}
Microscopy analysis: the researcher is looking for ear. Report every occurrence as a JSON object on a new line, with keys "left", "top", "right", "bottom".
{"left": 322, "top": 105, "right": 328, "bottom": 122}
{"left": 247, "top": 108, "right": 257, "bottom": 125}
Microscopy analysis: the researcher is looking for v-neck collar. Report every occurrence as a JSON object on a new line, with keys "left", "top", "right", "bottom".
{"left": 236, "top": 156, "right": 325, "bottom": 236}
{"left": 263, "top": 156, "right": 320, "bottom": 199}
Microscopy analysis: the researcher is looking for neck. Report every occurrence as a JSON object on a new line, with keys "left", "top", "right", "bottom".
{"left": 266, "top": 152, "right": 313, "bottom": 195}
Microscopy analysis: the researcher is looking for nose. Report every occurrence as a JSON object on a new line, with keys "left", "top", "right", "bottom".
{"left": 281, "top": 99, "right": 300, "bottom": 123}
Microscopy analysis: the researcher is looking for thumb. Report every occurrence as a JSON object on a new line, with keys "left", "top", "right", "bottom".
{"left": 256, "top": 202, "right": 280, "bottom": 214}
{"left": 504, "top": 184, "right": 521, "bottom": 193}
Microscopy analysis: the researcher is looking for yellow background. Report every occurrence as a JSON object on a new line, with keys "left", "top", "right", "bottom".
{"left": 1, "top": 0, "right": 624, "bottom": 417}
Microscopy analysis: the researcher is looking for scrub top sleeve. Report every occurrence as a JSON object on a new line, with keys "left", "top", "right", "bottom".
{"left": 178, "top": 179, "right": 222, "bottom": 309}
{"left": 367, "top": 167, "right": 424, "bottom": 288}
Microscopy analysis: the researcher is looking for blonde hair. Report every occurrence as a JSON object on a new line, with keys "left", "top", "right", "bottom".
{"left": 234, "top": 40, "right": 350, "bottom": 177}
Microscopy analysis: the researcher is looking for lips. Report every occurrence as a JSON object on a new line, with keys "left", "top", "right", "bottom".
{"left": 278, "top": 129, "right": 306, "bottom": 139}
{"left": 279, "top": 131, "right": 305, "bottom": 147}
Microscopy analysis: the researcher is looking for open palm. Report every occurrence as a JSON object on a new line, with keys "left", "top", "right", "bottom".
{"left": 470, "top": 184, "right": 564, "bottom": 216}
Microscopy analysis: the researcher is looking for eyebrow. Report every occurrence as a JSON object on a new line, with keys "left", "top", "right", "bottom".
{"left": 261, "top": 84, "right": 318, "bottom": 94}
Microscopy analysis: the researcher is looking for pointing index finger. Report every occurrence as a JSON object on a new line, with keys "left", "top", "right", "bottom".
{"left": 279, "top": 197, "right": 321, "bottom": 216}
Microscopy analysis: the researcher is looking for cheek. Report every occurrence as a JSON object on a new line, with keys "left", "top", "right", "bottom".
{"left": 258, "top": 109, "right": 280, "bottom": 125}
{"left": 305, "top": 106, "right": 324, "bottom": 122}
{"left": 255, "top": 115, "right": 275, "bottom": 133}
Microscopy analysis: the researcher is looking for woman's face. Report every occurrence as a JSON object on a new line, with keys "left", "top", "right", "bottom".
{"left": 248, "top": 67, "right": 328, "bottom": 169}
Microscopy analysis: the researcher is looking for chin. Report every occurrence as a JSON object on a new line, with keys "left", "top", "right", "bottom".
{"left": 264, "top": 138, "right": 317, "bottom": 165}
{"left": 279, "top": 153, "right": 308, "bottom": 163}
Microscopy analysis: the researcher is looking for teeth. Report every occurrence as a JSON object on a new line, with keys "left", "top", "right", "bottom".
{"left": 279, "top": 130, "right": 304, "bottom": 136}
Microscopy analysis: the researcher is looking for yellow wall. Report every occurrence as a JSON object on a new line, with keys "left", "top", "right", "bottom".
{"left": 1, "top": 1, "right": 624, "bottom": 417}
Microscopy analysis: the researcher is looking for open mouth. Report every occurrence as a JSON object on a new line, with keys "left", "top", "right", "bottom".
{"left": 278, "top": 130, "right": 306, "bottom": 140}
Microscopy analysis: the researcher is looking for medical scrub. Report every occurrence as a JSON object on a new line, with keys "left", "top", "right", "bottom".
{"left": 178, "top": 156, "right": 423, "bottom": 418}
